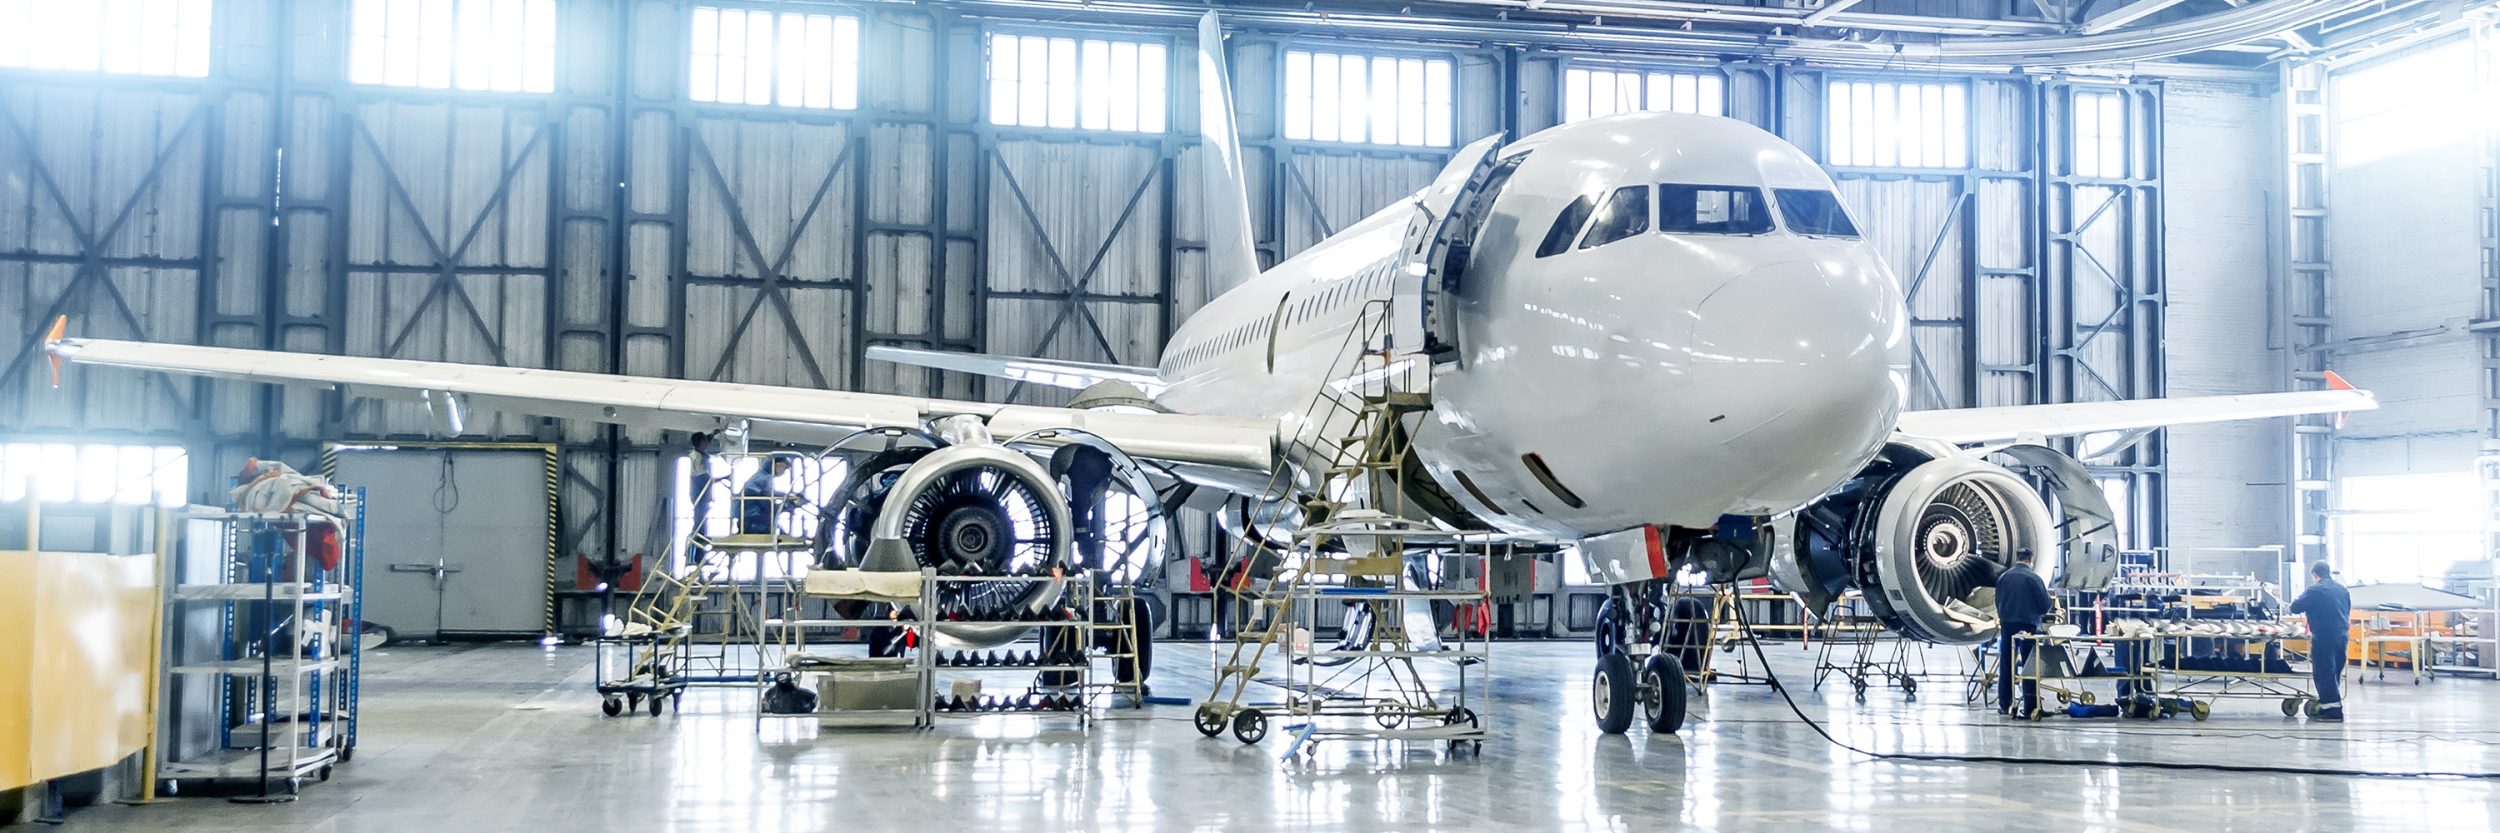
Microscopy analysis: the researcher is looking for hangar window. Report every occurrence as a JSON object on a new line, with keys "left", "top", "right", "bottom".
{"left": 1825, "top": 79, "right": 1968, "bottom": 168}
{"left": 689, "top": 6, "right": 861, "bottom": 109}
{"left": 987, "top": 32, "right": 1168, "bottom": 133}
{"left": 1282, "top": 48, "right": 1454, "bottom": 147}
{"left": 1579, "top": 186, "right": 1651, "bottom": 249}
{"left": 1562, "top": 66, "right": 1724, "bottom": 122}
{"left": 0, "top": 0, "right": 212, "bottom": 78}
{"left": 0, "top": 442, "right": 188, "bottom": 508}
{"left": 350, "top": 0, "right": 558, "bottom": 93}
{"left": 1772, "top": 189, "right": 1859, "bottom": 238}
{"left": 1657, "top": 185, "right": 1772, "bottom": 235}
{"left": 1535, "top": 194, "right": 1598, "bottom": 258}
{"left": 2070, "top": 88, "right": 2128, "bottom": 178}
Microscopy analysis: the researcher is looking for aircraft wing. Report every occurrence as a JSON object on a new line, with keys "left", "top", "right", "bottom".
{"left": 864, "top": 345, "right": 1164, "bottom": 394}
{"left": 1894, "top": 377, "right": 2374, "bottom": 446}
{"left": 47, "top": 329, "right": 1275, "bottom": 474}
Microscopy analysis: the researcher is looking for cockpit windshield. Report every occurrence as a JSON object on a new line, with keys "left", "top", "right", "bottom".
{"left": 1773, "top": 188, "right": 1861, "bottom": 238}
{"left": 1658, "top": 185, "right": 1773, "bottom": 235}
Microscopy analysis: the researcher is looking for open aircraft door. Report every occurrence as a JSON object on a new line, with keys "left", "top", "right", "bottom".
{"left": 1389, "top": 134, "right": 1509, "bottom": 366}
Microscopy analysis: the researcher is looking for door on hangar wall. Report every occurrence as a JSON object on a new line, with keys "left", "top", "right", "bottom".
{"left": 330, "top": 446, "right": 554, "bottom": 640}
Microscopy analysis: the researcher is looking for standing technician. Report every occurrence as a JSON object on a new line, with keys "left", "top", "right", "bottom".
{"left": 1993, "top": 552, "right": 2054, "bottom": 717}
{"left": 2288, "top": 561, "right": 2352, "bottom": 722}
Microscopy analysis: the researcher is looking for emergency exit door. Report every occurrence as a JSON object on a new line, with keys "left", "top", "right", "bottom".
{"left": 332, "top": 447, "right": 553, "bottom": 640}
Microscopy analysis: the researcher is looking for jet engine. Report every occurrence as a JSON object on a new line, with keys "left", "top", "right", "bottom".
{"left": 1786, "top": 441, "right": 2059, "bottom": 644}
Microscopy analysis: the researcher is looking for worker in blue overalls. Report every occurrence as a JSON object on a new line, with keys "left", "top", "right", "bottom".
{"left": 1993, "top": 551, "right": 2054, "bottom": 717}
{"left": 2288, "top": 561, "right": 2352, "bottom": 722}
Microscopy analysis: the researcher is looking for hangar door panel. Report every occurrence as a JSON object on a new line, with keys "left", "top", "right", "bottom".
{"left": 333, "top": 448, "right": 551, "bottom": 639}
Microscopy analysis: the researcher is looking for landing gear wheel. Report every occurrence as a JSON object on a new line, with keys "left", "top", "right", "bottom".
{"left": 2281, "top": 697, "right": 2302, "bottom": 717}
{"left": 1592, "top": 652, "right": 1636, "bottom": 735}
{"left": 1639, "top": 653, "right": 1688, "bottom": 734}
{"left": 601, "top": 696, "right": 623, "bottom": 717}
{"left": 648, "top": 694, "right": 666, "bottom": 716}
{"left": 1193, "top": 705, "right": 1229, "bottom": 738}
{"left": 1594, "top": 599, "right": 1624, "bottom": 659}
{"left": 1231, "top": 709, "right": 1269, "bottom": 745}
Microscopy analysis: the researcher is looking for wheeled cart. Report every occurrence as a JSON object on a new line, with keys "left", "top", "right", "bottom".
{"left": 2153, "top": 630, "right": 2324, "bottom": 719}
{"left": 2006, "top": 632, "right": 2160, "bottom": 719}
{"left": 593, "top": 625, "right": 690, "bottom": 717}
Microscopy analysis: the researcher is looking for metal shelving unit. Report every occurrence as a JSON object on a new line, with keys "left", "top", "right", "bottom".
{"left": 158, "top": 494, "right": 365, "bottom": 798}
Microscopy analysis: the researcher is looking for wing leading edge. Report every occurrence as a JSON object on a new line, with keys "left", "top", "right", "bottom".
{"left": 1894, "top": 376, "right": 2374, "bottom": 446}
{"left": 48, "top": 331, "right": 1275, "bottom": 474}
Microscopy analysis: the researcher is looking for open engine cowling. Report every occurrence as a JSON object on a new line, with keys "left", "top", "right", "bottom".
{"left": 1789, "top": 442, "right": 2056, "bottom": 644}
{"left": 851, "top": 441, "right": 1071, "bottom": 648}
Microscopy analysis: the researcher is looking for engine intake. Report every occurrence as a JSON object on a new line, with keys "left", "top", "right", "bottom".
{"left": 1791, "top": 443, "right": 2054, "bottom": 644}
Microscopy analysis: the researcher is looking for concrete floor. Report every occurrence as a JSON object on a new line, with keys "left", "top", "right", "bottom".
{"left": 65, "top": 639, "right": 2500, "bottom": 832}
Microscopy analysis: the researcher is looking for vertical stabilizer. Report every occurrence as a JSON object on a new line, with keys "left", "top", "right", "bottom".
{"left": 1197, "top": 12, "right": 1263, "bottom": 281}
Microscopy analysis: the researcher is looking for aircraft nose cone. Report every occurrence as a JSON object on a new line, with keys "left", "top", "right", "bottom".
{"left": 1684, "top": 260, "right": 1904, "bottom": 510}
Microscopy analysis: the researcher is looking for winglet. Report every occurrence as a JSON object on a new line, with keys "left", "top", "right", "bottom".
{"left": 2323, "top": 370, "right": 2355, "bottom": 391}
{"left": 42, "top": 315, "right": 67, "bottom": 388}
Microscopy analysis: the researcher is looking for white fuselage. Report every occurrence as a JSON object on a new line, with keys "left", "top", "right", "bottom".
{"left": 1153, "top": 113, "right": 1910, "bottom": 540}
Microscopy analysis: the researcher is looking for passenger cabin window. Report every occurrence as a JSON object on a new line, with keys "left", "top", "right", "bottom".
{"left": 1658, "top": 185, "right": 1772, "bottom": 235}
{"left": 1774, "top": 189, "right": 1861, "bottom": 238}
{"left": 1578, "top": 185, "right": 1650, "bottom": 250}
{"left": 1535, "top": 194, "right": 1597, "bottom": 258}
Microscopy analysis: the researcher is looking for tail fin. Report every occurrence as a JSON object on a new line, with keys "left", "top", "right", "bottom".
{"left": 1196, "top": 12, "right": 1262, "bottom": 282}
{"left": 43, "top": 315, "right": 67, "bottom": 387}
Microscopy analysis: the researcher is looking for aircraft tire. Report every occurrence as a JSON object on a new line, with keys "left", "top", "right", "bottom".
{"left": 1593, "top": 652, "right": 1636, "bottom": 734}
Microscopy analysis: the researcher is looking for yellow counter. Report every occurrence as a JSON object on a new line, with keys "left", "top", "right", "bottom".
{"left": 0, "top": 544, "right": 158, "bottom": 791}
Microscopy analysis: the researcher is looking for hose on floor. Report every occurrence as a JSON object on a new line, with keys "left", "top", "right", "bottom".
{"left": 1725, "top": 600, "right": 2500, "bottom": 780}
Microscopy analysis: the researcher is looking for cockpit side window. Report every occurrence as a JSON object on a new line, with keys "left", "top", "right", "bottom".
{"left": 1773, "top": 188, "right": 1861, "bottom": 238}
{"left": 1578, "top": 185, "right": 1651, "bottom": 250}
{"left": 1658, "top": 185, "right": 1773, "bottom": 235}
{"left": 1534, "top": 193, "right": 1598, "bottom": 258}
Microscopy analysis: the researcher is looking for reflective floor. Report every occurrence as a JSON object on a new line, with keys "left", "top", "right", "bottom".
{"left": 71, "top": 640, "right": 2500, "bottom": 832}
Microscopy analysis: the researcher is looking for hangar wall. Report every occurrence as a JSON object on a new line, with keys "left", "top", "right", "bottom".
{"left": 0, "top": 0, "right": 2276, "bottom": 631}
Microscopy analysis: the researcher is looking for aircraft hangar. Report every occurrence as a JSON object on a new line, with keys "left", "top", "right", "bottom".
{"left": 3, "top": 0, "right": 2498, "bottom": 830}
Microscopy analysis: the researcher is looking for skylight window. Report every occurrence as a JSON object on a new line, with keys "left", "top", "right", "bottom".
{"left": 0, "top": 0, "right": 213, "bottom": 79}
{"left": 987, "top": 32, "right": 1168, "bottom": 133}
{"left": 349, "top": 0, "right": 558, "bottom": 93}
{"left": 1282, "top": 49, "right": 1453, "bottom": 147}
{"left": 690, "top": 6, "right": 861, "bottom": 109}
{"left": 1562, "top": 67, "right": 1724, "bottom": 122}
{"left": 1825, "top": 79, "right": 1969, "bottom": 169}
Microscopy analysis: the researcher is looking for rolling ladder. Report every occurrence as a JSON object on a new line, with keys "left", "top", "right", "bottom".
{"left": 1194, "top": 302, "right": 1491, "bottom": 754}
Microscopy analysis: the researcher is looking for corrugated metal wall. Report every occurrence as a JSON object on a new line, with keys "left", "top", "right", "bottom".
{"left": 0, "top": 0, "right": 2279, "bottom": 632}
{"left": 2162, "top": 79, "right": 2289, "bottom": 574}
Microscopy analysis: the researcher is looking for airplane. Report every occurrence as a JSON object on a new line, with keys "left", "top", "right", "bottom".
{"left": 43, "top": 12, "right": 2371, "bottom": 735}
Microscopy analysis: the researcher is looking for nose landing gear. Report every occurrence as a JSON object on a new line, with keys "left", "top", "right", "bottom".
{"left": 1590, "top": 581, "right": 1693, "bottom": 735}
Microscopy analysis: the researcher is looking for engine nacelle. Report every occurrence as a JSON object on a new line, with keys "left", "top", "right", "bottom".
{"left": 1786, "top": 442, "right": 2061, "bottom": 644}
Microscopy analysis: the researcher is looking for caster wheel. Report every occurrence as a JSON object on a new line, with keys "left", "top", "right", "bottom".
{"left": 340, "top": 745, "right": 354, "bottom": 763}
{"left": 602, "top": 696, "right": 623, "bottom": 717}
{"left": 318, "top": 765, "right": 333, "bottom": 782}
{"left": 673, "top": 693, "right": 684, "bottom": 711}
{"left": 2080, "top": 692, "right": 2096, "bottom": 706}
{"left": 1374, "top": 710, "right": 1406, "bottom": 729}
{"left": 1639, "top": 653, "right": 1688, "bottom": 734}
{"left": 627, "top": 693, "right": 643, "bottom": 711}
{"left": 649, "top": 695, "right": 666, "bottom": 716}
{"left": 1194, "top": 705, "right": 1229, "bottom": 738}
{"left": 2302, "top": 698, "right": 2322, "bottom": 718}
{"left": 2281, "top": 697, "right": 2301, "bottom": 717}
{"left": 1443, "top": 706, "right": 1479, "bottom": 729}
{"left": 1232, "top": 709, "right": 1268, "bottom": 745}
{"left": 1899, "top": 676, "right": 1918, "bottom": 695}
{"left": 2190, "top": 701, "right": 2211, "bottom": 722}
{"left": 2056, "top": 692, "right": 2070, "bottom": 705}
{"left": 1592, "top": 652, "right": 1636, "bottom": 735}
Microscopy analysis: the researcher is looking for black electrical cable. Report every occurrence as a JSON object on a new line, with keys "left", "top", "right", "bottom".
{"left": 1724, "top": 601, "right": 2500, "bottom": 780}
